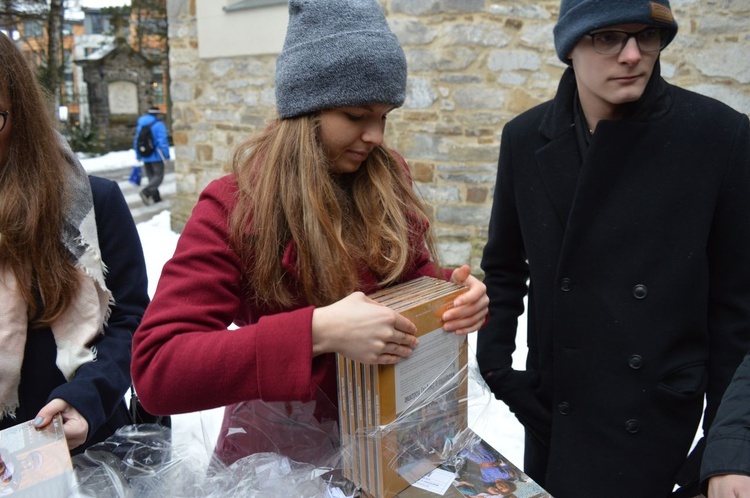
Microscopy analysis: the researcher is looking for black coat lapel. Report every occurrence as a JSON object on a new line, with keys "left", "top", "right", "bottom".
{"left": 535, "top": 68, "right": 583, "bottom": 228}
{"left": 536, "top": 133, "right": 582, "bottom": 227}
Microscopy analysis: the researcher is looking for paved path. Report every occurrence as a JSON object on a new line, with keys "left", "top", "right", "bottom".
{"left": 93, "top": 162, "right": 175, "bottom": 225}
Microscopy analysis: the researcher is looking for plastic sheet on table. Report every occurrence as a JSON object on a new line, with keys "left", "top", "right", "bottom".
{"left": 72, "top": 424, "right": 173, "bottom": 497}
{"left": 213, "top": 388, "right": 341, "bottom": 471}
{"left": 70, "top": 423, "right": 356, "bottom": 498}
{"left": 68, "top": 343, "right": 496, "bottom": 497}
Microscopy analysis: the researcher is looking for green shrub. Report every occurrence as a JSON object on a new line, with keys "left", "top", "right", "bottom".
{"left": 62, "top": 122, "right": 104, "bottom": 154}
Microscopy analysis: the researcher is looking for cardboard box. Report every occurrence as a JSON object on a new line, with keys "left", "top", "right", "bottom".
{"left": 338, "top": 277, "right": 469, "bottom": 497}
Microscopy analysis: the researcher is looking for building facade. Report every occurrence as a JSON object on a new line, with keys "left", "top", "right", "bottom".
{"left": 168, "top": 0, "right": 750, "bottom": 271}
{"left": 8, "top": 3, "right": 168, "bottom": 137}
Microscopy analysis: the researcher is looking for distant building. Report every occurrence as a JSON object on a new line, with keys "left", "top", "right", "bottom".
{"left": 4, "top": 1, "right": 169, "bottom": 148}
{"left": 13, "top": 15, "right": 84, "bottom": 121}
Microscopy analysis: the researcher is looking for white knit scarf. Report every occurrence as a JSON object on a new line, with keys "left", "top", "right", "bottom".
{"left": 0, "top": 138, "right": 113, "bottom": 419}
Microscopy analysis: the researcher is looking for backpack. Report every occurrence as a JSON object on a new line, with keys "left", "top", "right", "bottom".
{"left": 137, "top": 123, "right": 156, "bottom": 157}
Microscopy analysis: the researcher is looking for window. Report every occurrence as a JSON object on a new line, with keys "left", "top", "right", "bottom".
{"left": 224, "top": 0, "right": 286, "bottom": 12}
{"left": 84, "top": 12, "right": 111, "bottom": 35}
{"left": 63, "top": 49, "right": 73, "bottom": 75}
{"left": 139, "top": 17, "right": 167, "bottom": 35}
{"left": 142, "top": 47, "right": 162, "bottom": 63}
{"left": 62, "top": 81, "right": 76, "bottom": 105}
{"left": 23, "top": 20, "right": 44, "bottom": 38}
{"left": 151, "top": 64, "right": 165, "bottom": 105}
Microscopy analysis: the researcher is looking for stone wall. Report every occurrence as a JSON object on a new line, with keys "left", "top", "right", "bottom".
{"left": 167, "top": 0, "right": 750, "bottom": 272}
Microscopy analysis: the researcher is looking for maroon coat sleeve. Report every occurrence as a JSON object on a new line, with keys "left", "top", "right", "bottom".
{"left": 131, "top": 177, "right": 326, "bottom": 415}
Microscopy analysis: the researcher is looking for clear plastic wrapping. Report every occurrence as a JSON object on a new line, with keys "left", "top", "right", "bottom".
{"left": 338, "top": 338, "right": 495, "bottom": 497}
{"left": 72, "top": 424, "right": 353, "bottom": 498}
{"left": 68, "top": 342, "right": 502, "bottom": 497}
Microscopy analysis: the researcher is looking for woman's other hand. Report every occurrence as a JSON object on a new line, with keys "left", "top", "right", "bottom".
{"left": 33, "top": 398, "right": 89, "bottom": 450}
{"left": 442, "top": 264, "right": 489, "bottom": 335}
{"left": 312, "top": 292, "right": 418, "bottom": 365}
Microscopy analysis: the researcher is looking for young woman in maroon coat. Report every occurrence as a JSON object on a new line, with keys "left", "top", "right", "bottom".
{"left": 131, "top": 0, "right": 488, "bottom": 467}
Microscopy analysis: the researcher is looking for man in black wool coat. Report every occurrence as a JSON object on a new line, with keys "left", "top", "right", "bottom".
{"left": 477, "top": 0, "right": 750, "bottom": 497}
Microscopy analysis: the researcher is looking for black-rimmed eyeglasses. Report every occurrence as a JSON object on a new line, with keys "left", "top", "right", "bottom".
{"left": 0, "top": 111, "right": 7, "bottom": 133}
{"left": 586, "top": 27, "right": 670, "bottom": 56}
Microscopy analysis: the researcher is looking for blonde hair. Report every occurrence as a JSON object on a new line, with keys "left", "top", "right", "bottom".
{"left": 0, "top": 32, "right": 79, "bottom": 327}
{"left": 229, "top": 115, "right": 441, "bottom": 308}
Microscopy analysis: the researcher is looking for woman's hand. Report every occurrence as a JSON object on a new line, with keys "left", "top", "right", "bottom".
{"left": 312, "top": 292, "right": 418, "bottom": 365}
{"left": 33, "top": 398, "right": 89, "bottom": 450}
{"left": 442, "top": 264, "right": 489, "bottom": 335}
{"left": 708, "top": 474, "right": 750, "bottom": 498}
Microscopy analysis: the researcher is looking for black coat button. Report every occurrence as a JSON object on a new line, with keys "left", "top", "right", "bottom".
{"left": 561, "top": 278, "right": 572, "bottom": 292}
{"left": 628, "top": 355, "right": 644, "bottom": 370}
{"left": 558, "top": 402, "right": 571, "bottom": 415}
{"left": 632, "top": 284, "right": 648, "bottom": 299}
{"left": 625, "top": 419, "right": 640, "bottom": 433}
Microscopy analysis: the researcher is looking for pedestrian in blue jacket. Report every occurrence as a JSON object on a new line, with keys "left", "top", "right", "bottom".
{"left": 134, "top": 106, "right": 170, "bottom": 205}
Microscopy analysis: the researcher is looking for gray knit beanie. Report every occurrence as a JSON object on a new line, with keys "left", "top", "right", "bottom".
{"left": 275, "top": 0, "right": 407, "bottom": 119}
{"left": 554, "top": 0, "right": 678, "bottom": 63}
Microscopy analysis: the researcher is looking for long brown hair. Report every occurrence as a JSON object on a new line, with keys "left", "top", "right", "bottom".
{"left": 229, "top": 115, "right": 441, "bottom": 309}
{"left": 0, "top": 32, "right": 79, "bottom": 326}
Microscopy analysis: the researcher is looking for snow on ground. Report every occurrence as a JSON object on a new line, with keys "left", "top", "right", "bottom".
{"left": 79, "top": 148, "right": 145, "bottom": 173}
